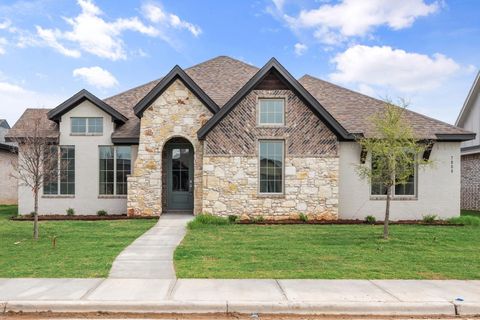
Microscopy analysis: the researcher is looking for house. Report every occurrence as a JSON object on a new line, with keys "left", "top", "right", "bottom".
{"left": 6, "top": 56, "right": 475, "bottom": 220}
{"left": 0, "top": 119, "right": 18, "bottom": 205}
{"left": 456, "top": 71, "right": 480, "bottom": 211}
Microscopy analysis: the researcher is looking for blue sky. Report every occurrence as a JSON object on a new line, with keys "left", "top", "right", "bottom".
{"left": 0, "top": 0, "right": 478, "bottom": 126}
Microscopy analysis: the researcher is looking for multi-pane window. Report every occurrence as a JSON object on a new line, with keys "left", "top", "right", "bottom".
{"left": 259, "top": 140, "right": 284, "bottom": 193}
{"left": 258, "top": 99, "right": 284, "bottom": 125}
{"left": 99, "top": 146, "right": 131, "bottom": 195}
{"left": 43, "top": 146, "right": 75, "bottom": 195}
{"left": 71, "top": 117, "right": 103, "bottom": 135}
{"left": 371, "top": 155, "right": 416, "bottom": 196}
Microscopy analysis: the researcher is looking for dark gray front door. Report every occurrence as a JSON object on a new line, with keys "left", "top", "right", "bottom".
{"left": 166, "top": 143, "right": 194, "bottom": 211}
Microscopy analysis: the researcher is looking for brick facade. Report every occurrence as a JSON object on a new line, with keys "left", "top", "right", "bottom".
{"left": 202, "top": 89, "right": 339, "bottom": 219}
{"left": 461, "top": 153, "right": 480, "bottom": 210}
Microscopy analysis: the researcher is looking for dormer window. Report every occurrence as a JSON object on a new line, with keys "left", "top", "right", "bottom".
{"left": 71, "top": 117, "right": 103, "bottom": 135}
{"left": 258, "top": 98, "right": 285, "bottom": 125}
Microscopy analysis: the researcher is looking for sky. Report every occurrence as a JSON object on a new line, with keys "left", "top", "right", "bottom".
{"left": 0, "top": 0, "right": 478, "bottom": 126}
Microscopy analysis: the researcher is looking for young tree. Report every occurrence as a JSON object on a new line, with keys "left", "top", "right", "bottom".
{"left": 10, "top": 116, "right": 59, "bottom": 240}
{"left": 356, "top": 100, "right": 431, "bottom": 239}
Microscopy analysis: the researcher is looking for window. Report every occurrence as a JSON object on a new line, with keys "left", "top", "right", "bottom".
{"left": 371, "top": 154, "right": 416, "bottom": 197}
{"left": 99, "top": 146, "right": 131, "bottom": 195}
{"left": 258, "top": 98, "right": 284, "bottom": 125}
{"left": 43, "top": 146, "right": 75, "bottom": 195}
{"left": 259, "top": 140, "right": 284, "bottom": 193}
{"left": 71, "top": 117, "right": 103, "bottom": 135}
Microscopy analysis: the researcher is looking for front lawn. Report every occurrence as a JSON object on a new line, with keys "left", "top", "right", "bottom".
{"left": 0, "top": 205, "right": 157, "bottom": 277}
{"left": 175, "top": 217, "right": 480, "bottom": 279}
{"left": 462, "top": 209, "right": 480, "bottom": 217}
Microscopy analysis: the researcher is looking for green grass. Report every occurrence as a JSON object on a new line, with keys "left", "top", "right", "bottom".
{"left": 461, "top": 209, "right": 480, "bottom": 217}
{"left": 175, "top": 219, "right": 480, "bottom": 279}
{"left": 0, "top": 205, "right": 156, "bottom": 277}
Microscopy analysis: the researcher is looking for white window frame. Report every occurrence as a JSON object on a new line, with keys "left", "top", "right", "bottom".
{"left": 258, "top": 140, "right": 285, "bottom": 195}
{"left": 71, "top": 117, "right": 103, "bottom": 136}
{"left": 257, "top": 98, "right": 285, "bottom": 126}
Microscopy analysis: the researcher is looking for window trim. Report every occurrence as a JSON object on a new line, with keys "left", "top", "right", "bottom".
{"left": 98, "top": 145, "right": 131, "bottom": 196}
{"left": 258, "top": 139, "right": 285, "bottom": 195}
{"left": 257, "top": 97, "right": 286, "bottom": 126}
{"left": 70, "top": 117, "right": 104, "bottom": 136}
{"left": 42, "top": 145, "right": 75, "bottom": 196}
{"left": 369, "top": 154, "right": 418, "bottom": 200}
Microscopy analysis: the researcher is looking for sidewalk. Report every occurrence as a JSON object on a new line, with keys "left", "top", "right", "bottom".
{"left": 1, "top": 278, "right": 479, "bottom": 315}
{"left": 109, "top": 213, "right": 193, "bottom": 279}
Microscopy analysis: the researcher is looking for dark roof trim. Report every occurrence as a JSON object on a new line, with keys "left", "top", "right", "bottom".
{"left": 197, "top": 57, "right": 353, "bottom": 140}
{"left": 111, "top": 137, "right": 139, "bottom": 145}
{"left": 0, "top": 120, "right": 10, "bottom": 129}
{"left": 435, "top": 133, "right": 476, "bottom": 142}
{"left": 47, "top": 89, "right": 128, "bottom": 124}
{"left": 134, "top": 65, "right": 220, "bottom": 117}
{"left": 461, "top": 145, "right": 480, "bottom": 153}
{"left": 0, "top": 142, "right": 17, "bottom": 153}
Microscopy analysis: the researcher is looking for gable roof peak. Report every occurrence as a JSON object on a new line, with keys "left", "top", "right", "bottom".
{"left": 456, "top": 70, "right": 480, "bottom": 127}
{"left": 47, "top": 89, "right": 128, "bottom": 124}
{"left": 133, "top": 64, "right": 220, "bottom": 118}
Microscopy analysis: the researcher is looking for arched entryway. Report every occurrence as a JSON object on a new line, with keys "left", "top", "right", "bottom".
{"left": 162, "top": 137, "right": 194, "bottom": 213}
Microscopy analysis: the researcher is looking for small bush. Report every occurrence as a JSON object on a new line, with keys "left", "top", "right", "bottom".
{"left": 365, "top": 215, "right": 376, "bottom": 224}
{"left": 422, "top": 214, "right": 437, "bottom": 223}
{"left": 188, "top": 214, "right": 229, "bottom": 229}
{"left": 253, "top": 216, "right": 265, "bottom": 223}
{"left": 97, "top": 210, "right": 108, "bottom": 216}
{"left": 447, "top": 215, "right": 480, "bottom": 226}
{"left": 299, "top": 213, "right": 308, "bottom": 222}
{"left": 29, "top": 212, "right": 35, "bottom": 218}
{"left": 228, "top": 215, "right": 238, "bottom": 223}
{"left": 66, "top": 208, "right": 75, "bottom": 216}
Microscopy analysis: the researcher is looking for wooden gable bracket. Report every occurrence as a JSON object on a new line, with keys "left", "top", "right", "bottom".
{"left": 422, "top": 141, "right": 434, "bottom": 161}
{"left": 360, "top": 146, "right": 367, "bottom": 164}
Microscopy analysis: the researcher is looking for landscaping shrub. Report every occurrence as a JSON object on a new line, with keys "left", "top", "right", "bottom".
{"left": 422, "top": 214, "right": 437, "bottom": 223}
{"left": 365, "top": 215, "right": 376, "bottom": 224}
{"left": 299, "top": 213, "right": 308, "bottom": 222}
{"left": 228, "top": 215, "right": 238, "bottom": 223}
{"left": 188, "top": 214, "right": 229, "bottom": 229}
{"left": 66, "top": 208, "right": 75, "bottom": 216}
{"left": 97, "top": 210, "right": 108, "bottom": 216}
{"left": 447, "top": 215, "right": 480, "bottom": 226}
{"left": 253, "top": 216, "right": 265, "bottom": 223}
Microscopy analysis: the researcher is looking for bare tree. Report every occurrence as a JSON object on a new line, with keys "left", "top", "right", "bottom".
{"left": 10, "top": 117, "right": 58, "bottom": 240}
{"left": 355, "top": 100, "right": 431, "bottom": 239}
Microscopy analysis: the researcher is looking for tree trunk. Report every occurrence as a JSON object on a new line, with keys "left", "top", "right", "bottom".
{"left": 383, "top": 185, "right": 391, "bottom": 239}
{"left": 33, "top": 188, "right": 39, "bottom": 240}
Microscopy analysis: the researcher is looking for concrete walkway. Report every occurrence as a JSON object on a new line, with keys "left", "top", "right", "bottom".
{"left": 0, "top": 279, "right": 479, "bottom": 315}
{"left": 109, "top": 213, "right": 193, "bottom": 279}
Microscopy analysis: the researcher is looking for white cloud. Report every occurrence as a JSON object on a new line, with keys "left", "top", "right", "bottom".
{"left": 0, "top": 37, "right": 7, "bottom": 55}
{"left": 0, "top": 81, "right": 66, "bottom": 126}
{"left": 0, "top": 19, "right": 11, "bottom": 30}
{"left": 273, "top": 0, "right": 439, "bottom": 45}
{"left": 142, "top": 2, "right": 202, "bottom": 37}
{"left": 330, "top": 45, "right": 460, "bottom": 92}
{"left": 73, "top": 66, "right": 118, "bottom": 89}
{"left": 34, "top": 0, "right": 159, "bottom": 60}
{"left": 294, "top": 42, "right": 307, "bottom": 56}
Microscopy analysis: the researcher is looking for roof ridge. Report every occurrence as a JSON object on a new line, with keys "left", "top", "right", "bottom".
{"left": 185, "top": 55, "right": 258, "bottom": 71}
{"left": 300, "top": 74, "right": 466, "bottom": 131}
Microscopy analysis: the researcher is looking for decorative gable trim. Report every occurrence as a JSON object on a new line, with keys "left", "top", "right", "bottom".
{"left": 197, "top": 57, "right": 353, "bottom": 140}
{"left": 133, "top": 65, "right": 220, "bottom": 118}
{"left": 47, "top": 89, "right": 128, "bottom": 124}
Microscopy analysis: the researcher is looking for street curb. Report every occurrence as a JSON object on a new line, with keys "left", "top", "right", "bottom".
{"left": 3, "top": 300, "right": 462, "bottom": 316}
{"left": 227, "top": 301, "right": 456, "bottom": 315}
{"left": 456, "top": 302, "right": 480, "bottom": 315}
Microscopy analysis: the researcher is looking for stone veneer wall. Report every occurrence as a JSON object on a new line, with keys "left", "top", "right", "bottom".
{"left": 202, "top": 89, "right": 339, "bottom": 220}
{"left": 127, "top": 79, "right": 212, "bottom": 216}
{"left": 461, "top": 153, "right": 480, "bottom": 210}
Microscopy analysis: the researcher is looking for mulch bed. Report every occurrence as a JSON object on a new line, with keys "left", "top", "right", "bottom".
{"left": 10, "top": 214, "right": 159, "bottom": 221}
{"left": 238, "top": 219, "right": 463, "bottom": 226}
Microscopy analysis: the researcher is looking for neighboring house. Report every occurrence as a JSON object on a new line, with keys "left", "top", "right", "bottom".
{"left": 456, "top": 72, "right": 480, "bottom": 211}
{"left": 6, "top": 56, "right": 475, "bottom": 219}
{"left": 0, "top": 119, "right": 18, "bottom": 204}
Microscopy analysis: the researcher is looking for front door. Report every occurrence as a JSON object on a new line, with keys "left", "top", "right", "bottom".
{"left": 166, "top": 143, "right": 194, "bottom": 211}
